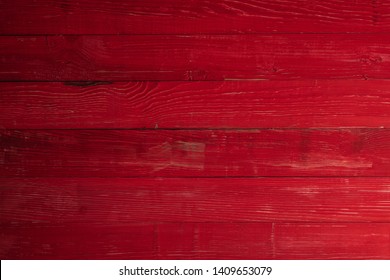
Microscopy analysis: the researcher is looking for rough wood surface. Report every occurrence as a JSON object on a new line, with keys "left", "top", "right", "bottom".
{"left": 1, "top": 35, "right": 390, "bottom": 81}
{"left": 2, "top": 129, "right": 390, "bottom": 177}
{"left": 3, "top": 80, "right": 390, "bottom": 129}
{"left": 1, "top": 222, "right": 389, "bottom": 259}
{"left": 2, "top": 0, "right": 390, "bottom": 261}
{"left": 1, "top": 0, "right": 389, "bottom": 34}
{"left": 1, "top": 178, "right": 389, "bottom": 223}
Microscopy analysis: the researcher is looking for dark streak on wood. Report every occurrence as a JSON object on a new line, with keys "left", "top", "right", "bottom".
{"left": 63, "top": 81, "right": 113, "bottom": 87}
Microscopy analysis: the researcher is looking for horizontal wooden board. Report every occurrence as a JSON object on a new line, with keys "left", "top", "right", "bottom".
{"left": 1, "top": 178, "right": 389, "bottom": 223}
{"left": 2, "top": 129, "right": 390, "bottom": 177}
{"left": 1, "top": 222, "right": 389, "bottom": 259}
{"left": 1, "top": 35, "right": 390, "bottom": 81}
{"left": 0, "top": 0, "right": 389, "bottom": 34}
{"left": 3, "top": 80, "right": 390, "bottom": 129}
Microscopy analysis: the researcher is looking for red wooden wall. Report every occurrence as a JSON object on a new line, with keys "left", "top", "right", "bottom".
{"left": 1, "top": 0, "right": 390, "bottom": 259}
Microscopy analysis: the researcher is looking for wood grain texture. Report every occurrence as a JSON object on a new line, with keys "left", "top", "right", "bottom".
{"left": 3, "top": 80, "right": 390, "bottom": 129}
{"left": 1, "top": 35, "right": 390, "bottom": 81}
{"left": 2, "top": 0, "right": 390, "bottom": 262}
{"left": 1, "top": 178, "right": 389, "bottom": 223}
{"left": 1, "top": 223, "right": 389, "bottom": 259}
{"left": 0, "top": 0, "right": 389, "bottom": 34}
{"left": 2, "top": 129, "right": 390, "bottom": 177}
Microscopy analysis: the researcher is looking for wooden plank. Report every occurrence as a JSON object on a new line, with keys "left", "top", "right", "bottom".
{"left": 273, "top": 223, "right": 390, "bottom": 259}
{"left": 0, "top": 0, "right": 389, "bottom": 34}
{"left": 0, "top": 223, "right": 156, "bottom": 259}
{"left": 1, "top": 223, "right": 389, "bottom": 259}
{"left": 1, "top": 178, "right": 389, "bottom": 223}
{"left": 1, "top": 129, "right": 390, "bottom": 177}
{"left": 3, "top": 80, "right": 390, "bottom": 129}
{"left": 1, "top": 35, "right": 390, "bottom": 81}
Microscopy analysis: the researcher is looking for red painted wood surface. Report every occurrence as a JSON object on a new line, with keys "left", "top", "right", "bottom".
{"left": 1, "top": 178, "right": 389, "bottom": 223}
{"left": 0, "top": 0, "right": 389, "bottom": 35}
{"left": 1, "top": 223, "right": 389, "bottom": 259}
{"left": 3, "top": 80, "right": 390, "bottom": 129}
{"left": 1, "top": 0, "right": 390, "bottom": 261}
{"left": 2, "top": 129, "right": 390, "bottom": 177}
{"left": 1, "top": 35, "right": 390, "bottom": 81}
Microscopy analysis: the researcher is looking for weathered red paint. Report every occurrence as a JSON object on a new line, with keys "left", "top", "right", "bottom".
{"left": 2, "top": 81, "right": 390, "bottom": 129}
{"left": 1, "top": 0, "right": 389, "bottom": 260}
{"left": 0, "top": 35, "right": 389, "bottom": 81}
{"left": 0, "top": 0, "right": 389, "bottom": 34}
